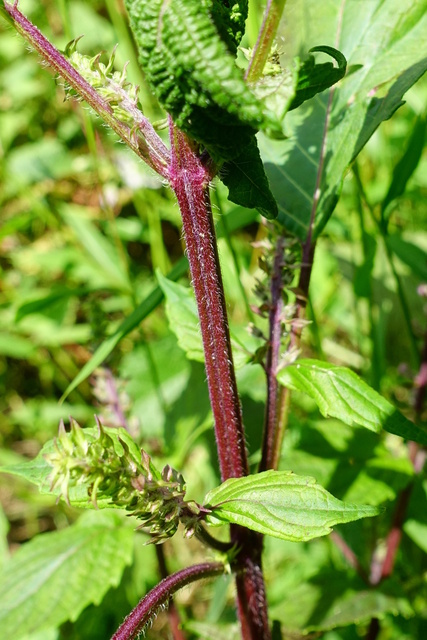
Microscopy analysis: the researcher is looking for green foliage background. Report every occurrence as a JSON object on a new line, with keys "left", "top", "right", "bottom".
{"left": 0, "top": 1, "right": 427, "bottom": 639}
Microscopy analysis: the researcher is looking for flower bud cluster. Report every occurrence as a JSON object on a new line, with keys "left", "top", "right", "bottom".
{"left": 64, "top": 39, "right": 139, "bottom": 130}
{"left": 46, "top": 418, "right": 187, "bottom": 543}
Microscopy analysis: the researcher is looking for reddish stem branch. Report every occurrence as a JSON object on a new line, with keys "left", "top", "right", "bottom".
{"left": 111, "top": 562, "right": 225, "bottom": 640}
{"left": 155, "top": 545, "right": 187, "bottom": 640}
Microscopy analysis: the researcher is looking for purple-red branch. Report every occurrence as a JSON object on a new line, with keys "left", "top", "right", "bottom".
{"left": 4, "top": 1, "right": 170, "bottom": 177}
{"left": 111, "top": 562, "right": 225, "bottom": 640}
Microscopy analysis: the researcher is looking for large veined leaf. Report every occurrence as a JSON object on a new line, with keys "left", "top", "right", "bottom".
{"left": 204, "top": 470, "right": 380, "bottom": 542}
{"left": 260, "top": 0, "right": 427, "bottom": 240}
{"left": 277, "top": 359, "right": 427, "bottom": 445}
{"left": 0, "top": 511, "right": 134, "bottom": 639}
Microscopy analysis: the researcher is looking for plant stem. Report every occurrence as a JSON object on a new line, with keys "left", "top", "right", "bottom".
{"left": 168, "top": 123, "right": 248, "bottom": 481}
{"left": 260, "top": 234, "right": 287, "bottom": 472}
{"left": 111, "top": 562, "right": 225, "bottom": 640}
{"left": 245, "top": 0, "right": 287, "bottom": 83}
{"left": 155, "top": 545, "right": 187, "bottom": 640}
{"left": 3, "top": 1, "right": 170, "bottom": 177}
{"left": 168, "top": 123, "right": 271, "bottom": 640}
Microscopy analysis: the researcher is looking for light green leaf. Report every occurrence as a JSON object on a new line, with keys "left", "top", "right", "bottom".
{"left": 156, "top": 273, "right": 261, "bottom": 368}
{"left": 58, "top": 204, "right": 131, "bottom": 293}
{"left": 261, "top": 0, "right": 427, "bottom": 240}
{"left": 61, "top": 256, "right": 189, "bottom": 401}
{"left": 204, "top": 470, "right": 380, "bottom": 542}
{"left": 0, "top": 511, "right": 133, "bottom": 639}
{"left": 277, "top": 359, "right": 427, "bottom": 445}
{"left": 156, "top": 270, "right": 204, "bottom": 362}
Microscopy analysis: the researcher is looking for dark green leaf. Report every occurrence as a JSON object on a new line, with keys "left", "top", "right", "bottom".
{"left": 0, "top": 512, "right": 134, "bottom": 639}
{"left": 220, "top": 137, "right": 278, "bottom": 219}
{"left": 125, "top": 0, "right": 278, "bottom": 160}
{"left": 277, "top": 359, "right": 427, "bottom": 445}
{"left": 289, "top": 45, "right": 347, "bottom": 110}
{"left": 204, "top": 470, "right": 380, "bottom": 542}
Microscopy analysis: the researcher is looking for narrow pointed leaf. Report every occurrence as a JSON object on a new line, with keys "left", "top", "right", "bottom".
{"left": 0, "top": 512, "right": 134, "bottom": 639}
{"left": 277, "top": 359, "right": 427, "bottom": 445}
{"left": 204, "top": 470, "right": 380, "bottom": 542}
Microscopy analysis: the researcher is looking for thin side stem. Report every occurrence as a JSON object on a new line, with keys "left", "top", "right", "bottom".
{"left": 4, "top": 1, "right": 170, "bottom": 177}
{"left": 155, "top": 545, "right": 187, "bottom": 640}
{"left": 259, "top": 234, "right": 287, "bottom": 472}
{"left": 111, "top": 562, "right": 225, "bottom": 640}
{"left": 245, "top": 0, "right": 287, "bottom": 83}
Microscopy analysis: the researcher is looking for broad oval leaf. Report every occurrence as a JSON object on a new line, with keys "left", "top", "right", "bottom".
{"left": 204, "top": 470, "right": 380, "bottom": 542}
{"left": 277, "top": 359, "right": 427, "bottom": 445}
{"left": 0, "top": 512, "right": 133, "bottom": 639}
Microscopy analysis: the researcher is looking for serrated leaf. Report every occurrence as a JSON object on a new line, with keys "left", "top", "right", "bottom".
{"left": 220, "top": 136, "right": 278, "bottom": 219}
{"left": 0, "top": 512, "right": 133, "bottom": 639}
{"left": 261, "top": 0, "right": 427, "bottom": 240}
{"left": 125, "top": 0, "right": 277, "bottom": 160}
{"left": 277, "top": 359, "right": 427, "bottom": 445}
{"left": 204, "top": 470, "right": 379, "bottom": 542}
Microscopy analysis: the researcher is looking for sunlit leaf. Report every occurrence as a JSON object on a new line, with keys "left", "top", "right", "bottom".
{"left": 205, "top": 470, "right": 379, "bottom": 542}
{"left": 277, "top": 359, "right": 427, "bottom": 445}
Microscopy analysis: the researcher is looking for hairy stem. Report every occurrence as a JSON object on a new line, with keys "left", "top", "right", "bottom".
{"left": 260, "top": 234, "right": 287, "bottom": 472}
{"left": 168, "top": 123, "right": 248, "bottom": 481}
{"left": 169, "top": 123, "right": 271, "bottom": 640}
{"left": 245, "top": 0, "right": 287, "bottom": 83}
{"left": 155, "top": 545, "right": 187, "bottom": 640}
{"left": 111, "top": 562, "right": 225, "bottom": 640}
{"left": 3, "top": 1, "right": 170, "bottom": 177}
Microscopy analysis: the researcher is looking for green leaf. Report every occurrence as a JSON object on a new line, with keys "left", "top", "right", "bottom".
{"left": 0, "top": 511, "right": 134, "bottom": 639}
{"left": 277, "top": 359, "right": 427, "bottom": 445}
{"left": 289, "top": 45, "right": 347, "bottom": 110}
{"left": 386, "top": 234, "right": 427, "bottom": 280}
{"left": 204, "top": 470, "right": 380, "bottom": 542}
{"left": 60, "top": 257, "right": 189, "bottom": 401}
{"left": 382, "top": 112, "right": 427, "bottom": 217}
{"left": 125, "top": 0, "right": 276, "bottom": 160}
{"left": 261, "top": 0, "right": 427, "bottom": 240}
{"left": 58, "top": 204, "right": 131, "bottom": 294}
{"left": 157, "top": 270, "right": 204, "bottom": 362}
{"left": 220, "top": 137, "right": 278, "bottom": 219}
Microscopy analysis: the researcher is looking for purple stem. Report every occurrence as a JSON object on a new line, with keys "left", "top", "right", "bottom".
{"left": 168, "top": 124, "right": 271, "bottom": 640}
{"left": 111, "top": 562, "right": 225, "bottom": 640}
{"left": 4, "top": 1, "right": 170, "bottom": 177}
{"left": 155, "top": 545, "right": 187, "bottom": 640}
{"left": 168, "top": 123, "right": 248, "bottom": 482}
{"left": 259, "top": 234, "right": 287, "bottom": 472}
